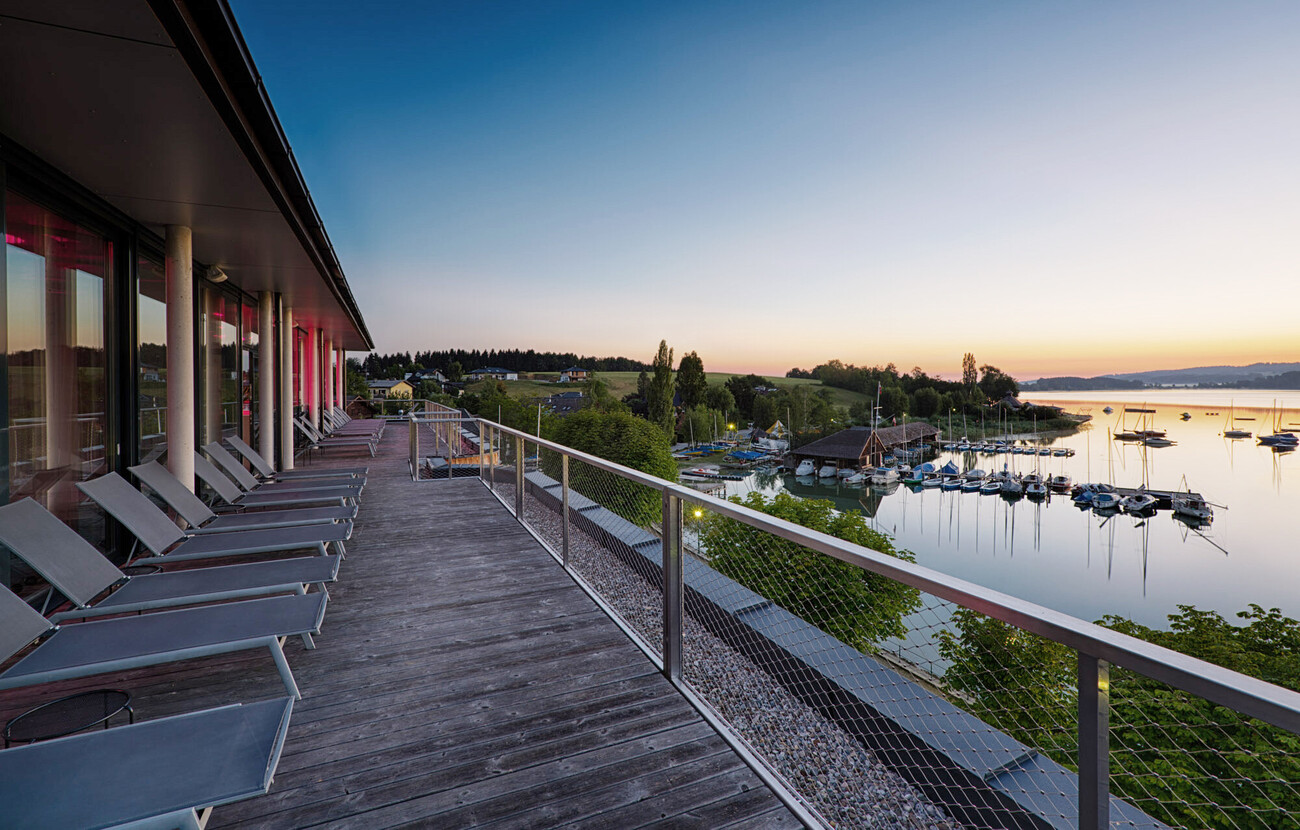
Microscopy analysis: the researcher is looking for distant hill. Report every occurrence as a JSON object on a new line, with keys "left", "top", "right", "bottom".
{"left": 1023, "top": 362, "right": 1300, "bottom": 390}
{"left": 1021, "top": 376, "right": 1147, "bottom": 391}
{"left": 1106, "top": 362, "right": 1300, "bottom": 386}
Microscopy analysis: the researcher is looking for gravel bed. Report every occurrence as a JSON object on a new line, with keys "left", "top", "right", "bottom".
{"left": 518, "top": 497, "right": 958, "bottom": 830}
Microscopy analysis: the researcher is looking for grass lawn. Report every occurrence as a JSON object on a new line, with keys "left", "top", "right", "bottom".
{"left": 467, "top": 370, "right": 871, "bottom": 411}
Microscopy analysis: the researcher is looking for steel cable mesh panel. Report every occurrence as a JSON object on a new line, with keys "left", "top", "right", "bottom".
{"left": 1105, "top": 670, "right": 1300, "bottom": 830}
{"left": 519, "top": 442, "right": 566, "bottom": 557}
{"left": 541, "top": 455, "right": 663, "bottom": 658}
{"left": 495, "top": 434, "right": 517, "bottom": 515}
{"left": 681, "top": 501, "right": 964, "bottom": 829}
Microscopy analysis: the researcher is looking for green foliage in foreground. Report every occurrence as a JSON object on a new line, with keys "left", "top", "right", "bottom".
{"left": 700, "top": 492, "right": 921, "bottom": 649}
{"left": 547, "top": 408, "right": 677, "bottom": 526}
{"left": 937, "top": 604, "right": 1300, "bottom": 830}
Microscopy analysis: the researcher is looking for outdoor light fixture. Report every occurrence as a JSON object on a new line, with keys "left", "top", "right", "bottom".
{"left": 205, "top": 265, "right": 228, "bottom": 283}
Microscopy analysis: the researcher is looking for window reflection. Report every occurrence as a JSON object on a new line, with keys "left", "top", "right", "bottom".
{"left": 3, "top": 191, "right": 110, "bottom": 549}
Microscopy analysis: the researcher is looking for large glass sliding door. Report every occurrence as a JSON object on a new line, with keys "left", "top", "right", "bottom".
{"left": 137, "top": 255, "right": 167, "bottom": 462}
{"left": 3, "top": 191, "right": 110, "bottom": 554}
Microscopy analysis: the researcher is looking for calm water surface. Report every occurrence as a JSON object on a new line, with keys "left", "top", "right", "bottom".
{"left": 724, "top": 391, "right": 1300, "bottom": 629}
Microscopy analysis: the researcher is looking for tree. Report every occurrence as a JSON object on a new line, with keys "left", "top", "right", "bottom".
{"left": 676, "top": 351, "right": 708, "bottom": 410}
{"left": 345, "top": 359, "right": 369, "bottom": 399}
{"left": 547, "top": 409, "right": 677, "bottom": 525}
{"left": 636, "top": 370, "right": 651, "bottom": 399}
{"left": 912, "top": 387, "right": 941, "bottom": 418}
{"left": 646, "top": 340, "right": 675, "bottom": 439}
{"left": 701, "top": 492, "right": 921, "bottom": 649}
{"left": 751, "top": 395, "right": 778, "bottom": 432}
{"left": 678, "top": 406, "right": 723, "bottom": 445}
{"left": 705, "top": 383, "right": 735, "bottom": 416}
{"left": 962, "top": 353, "right": 978, "bottom": 388}
{"left": 978, "top": 364, "right": 1019, "bottom": 401}
{"left": 445, "top": 360, "right": 463, "bottom": 382}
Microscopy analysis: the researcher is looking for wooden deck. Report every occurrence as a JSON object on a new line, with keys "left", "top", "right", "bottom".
{"left": 1, "top": 426, "right": 801, "bottom": 829}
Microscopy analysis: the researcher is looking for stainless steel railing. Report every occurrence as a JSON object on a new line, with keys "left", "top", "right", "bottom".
{"left": 436, "top": 417, "right": 1300, "bottom": 829}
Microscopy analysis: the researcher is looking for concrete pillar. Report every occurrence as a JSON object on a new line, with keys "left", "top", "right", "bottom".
{"left": 203, "top": 287, "right": 222, "bottom": 446}
{"left": 258, "top": 291, "right": 275, "bottom": 469}
{"left": 323, "top": 336, "right": 334, "bottom": 421}
{"left": 165, "top": 226, "right": 195, "bottom": 490}
{"left": 279, "top": 301, "right": 294, "bottom": 470}
{"left": 336, "top": 347, "right": 345, "bottom": 409}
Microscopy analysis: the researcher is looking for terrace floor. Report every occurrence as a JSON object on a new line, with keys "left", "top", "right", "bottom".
{"left": 0, "top": 426, "right": 801, "bottom": 829}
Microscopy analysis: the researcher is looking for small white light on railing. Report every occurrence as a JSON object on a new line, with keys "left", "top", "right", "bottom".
{"left": 1098, "top": 677, "right": 1110, "bottom": 693}
{"left": 694, "top": 509, "right": 703, "bottom": 518}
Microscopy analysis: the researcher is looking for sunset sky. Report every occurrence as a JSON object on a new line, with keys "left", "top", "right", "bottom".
{"left": 233, "top": 1, "right": 1300, "bottom": 380}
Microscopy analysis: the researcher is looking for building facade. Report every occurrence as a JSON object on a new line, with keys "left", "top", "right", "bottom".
{"left": 0, "top": 2, "right": 372, "bottom": 587}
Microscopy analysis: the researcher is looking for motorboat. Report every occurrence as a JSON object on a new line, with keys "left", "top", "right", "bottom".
{"left": 1121, "top": 491, "right": 1158, "bottom": 513}
{"left": 818, "top": 464, "right": 839, "bottom": 478}
{"left": 1171, "top": 494, "right": 1213, "bottom": 522}
{"left": 924, "top": 475, "right": 945, "bottom": 489}
{"left": 1091, "top": 491, "right": 1121, "bottom": 511}
{"left": 980, "top": 480, "right": 1002, "bottom": 495}
{"left": 842, "top": 470, "right": 867, "bottom": 485}
{"left": 1025, "top": 481, "right": 1048, "bottom": 500}
{"left": 961, "top": 479, "right": 983, "bottom": 492}
{"left": 939, "top": 476, "right": 961, "bottom": 490}
{"left": 901, "top": 468, "right": 925, "bottom": 485}
{"left": 795, "top": 459, "right": 816, "bottom": 477}
{"left": 837, "top": 467, "right": 858, "bottom": 478}
{"left": 1049, "top": 474, "right": 1073, "bottom": 491}
{"left": 871, "top": 466, "right": 899, "bottom": 485}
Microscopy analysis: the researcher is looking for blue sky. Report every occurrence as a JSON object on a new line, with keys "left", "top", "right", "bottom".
{"left": 233, "top": 1, "right": 1300, "bottom": 378}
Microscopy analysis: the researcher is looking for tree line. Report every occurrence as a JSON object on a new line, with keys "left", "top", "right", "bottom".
{"left": 787, "top": 355, "right": 1019, "bottom": 421}
{"left": 360, "top": 349, "right": 649, "bottom": 379}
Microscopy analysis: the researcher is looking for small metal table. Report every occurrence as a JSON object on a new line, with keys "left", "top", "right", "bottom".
{"left": 4, "top": 689, "right": 134, "bottom": 747}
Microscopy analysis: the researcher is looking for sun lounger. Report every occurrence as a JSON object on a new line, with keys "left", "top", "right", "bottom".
{"left": 0, "top": 696, "right": 293, "bottom": 830}
{"left": 322, "top": 406, "right": 383, "bottom": 436}
{"left": 225, "top": 434, "right": 368, "bottom": 482}
{"left": 0, "top": 586, "right": 324, "bottom": 698}
{"left": 77, "top": 474, "right": 351, "bottom": 564}
{"left": 130, "top": 460, "right": 356, "bottom": 534}
{"left": 205, "top": 442, "right": 364, "bottom": 494}
{"left": 0, "top": 498, "right": 338, "bottom": 621}
{"left": 194, "top": 453, "right": 360, "bottom": 510}
{"left": 295, "top": 418, "right": 378, "bottom": 458}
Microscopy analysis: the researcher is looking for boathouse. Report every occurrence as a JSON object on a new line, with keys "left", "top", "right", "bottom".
{"left": 792, "top": 422, "right": 942, "bottom": 470}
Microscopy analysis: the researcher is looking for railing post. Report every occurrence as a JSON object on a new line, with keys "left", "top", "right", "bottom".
{"left": 408, "top": 412, "right": 417, "bottom": 480}
{"left": 561, "top": 454, "right": 571, "bottom": 568}
{"left": 1078, "top": 653, "right": 1111, "bottom": 830}
{"left": 488, "top": 425, "right": 496, "bottom": 491}
{"left": 662, "top": 491, "right": 683, "bottom": 682}
{"left": 514, "top": 434, "right": 525, "bottom": 518}
{"left": 478, "top": 421, "right": 486, "bottom": 483}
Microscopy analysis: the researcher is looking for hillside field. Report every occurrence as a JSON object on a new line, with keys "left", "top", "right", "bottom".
{"left": 466, "top": 371, "right": 871, "bottom": 411}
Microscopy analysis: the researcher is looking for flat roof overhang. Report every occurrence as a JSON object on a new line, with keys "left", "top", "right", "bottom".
{"left": 0, "top": 0, "right": 373, "bottom": 350}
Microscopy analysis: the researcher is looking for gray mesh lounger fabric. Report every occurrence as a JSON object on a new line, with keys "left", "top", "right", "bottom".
{"left": 0, "top": 697, "right": 293, "bottom": 829}
{"left": 225, "top": 434, "right": 367, "bottom": 481}
{"left": 77, "top": 473, "right": 351, "bottom": 562}
{"left": 130, "top": 461, "right": 356, "bottom": 532}
{"left": 0, "top": 589, "right": 326, "bottom": 697}
{"left": 0, "top": 498, "right": 339, "bottom": 619}
{"left": 193, "top": 454, "right": 358, "bottom": 509}
{"left": 204, "top": 443, "right": 364, "bottom": 493}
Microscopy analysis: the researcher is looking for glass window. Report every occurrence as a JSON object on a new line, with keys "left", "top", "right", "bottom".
{"left": 137, "top": 255, "right": 167, "bottom": 463}
{"left": 241, "top": 299, "right": 258, "bottom": 449}
{"left": 3, "top": 191, "right": 110, "bottom": 558}
{"left": 201, "top": 287, "right": 238, "bottom": 446}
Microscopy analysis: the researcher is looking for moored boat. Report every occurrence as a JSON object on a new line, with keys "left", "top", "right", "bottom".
{"left": 795, "top": 459, "right": 816, "bottom": 477}
{"left": 1171, "top": 493, "right": 1213, "bottom": 522}
{"left": 1121, "top": 491, "right": 1158, "bottom": 513}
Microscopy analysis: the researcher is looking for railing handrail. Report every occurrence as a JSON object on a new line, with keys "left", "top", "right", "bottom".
{"left": 479, "top": 417, "right": 1300, "bottom": 736}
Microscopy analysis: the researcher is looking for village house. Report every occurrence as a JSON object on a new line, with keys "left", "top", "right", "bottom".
{"left": 466, "top": 367, "right": 519, "bottom": 382}
{"left": 560, "top": 366, "right": 589, "bottom": 383}
{"left": 367, "top": 378, "right": 414, "bottom": 399}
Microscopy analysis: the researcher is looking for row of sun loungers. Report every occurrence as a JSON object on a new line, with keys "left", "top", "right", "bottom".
{"left": 294, "top": 406, "right": 386, "bottom": 459}
{"left": 0, "top": 436, "right": 369, "bottom": 828}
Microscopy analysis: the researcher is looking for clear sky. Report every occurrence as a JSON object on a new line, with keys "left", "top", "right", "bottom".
{"left": 232, "top": 0, "right": 1300, "bottom": 380}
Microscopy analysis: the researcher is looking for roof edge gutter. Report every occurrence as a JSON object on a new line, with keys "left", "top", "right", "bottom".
{"left": 146, "top": 0, "right": 375, "bottom": 350}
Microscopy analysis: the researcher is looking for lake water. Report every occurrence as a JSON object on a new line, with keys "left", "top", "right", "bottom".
{"left": 718, "top": 391, "right": 1300, "bottom": 629}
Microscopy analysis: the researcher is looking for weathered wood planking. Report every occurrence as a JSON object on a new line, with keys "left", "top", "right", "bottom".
{"left": 0, "top": 426, "right": 799, "bottom": 828}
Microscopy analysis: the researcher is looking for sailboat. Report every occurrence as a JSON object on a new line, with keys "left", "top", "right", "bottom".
{"left": 1222, "top": 400, "right": 1252, "bottom": 439}
{"left": 1258, "top": 400, "right": 1299, "bottom": 448}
